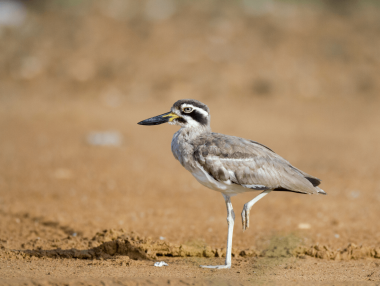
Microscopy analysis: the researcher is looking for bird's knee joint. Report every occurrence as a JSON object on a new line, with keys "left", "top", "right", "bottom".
{"left": 226, "top": 217, "right": 234, "bottom": 225}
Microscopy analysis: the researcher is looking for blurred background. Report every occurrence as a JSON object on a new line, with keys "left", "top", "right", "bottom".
{"left": 0, "top": 0, "right": 380, "bottom": 252}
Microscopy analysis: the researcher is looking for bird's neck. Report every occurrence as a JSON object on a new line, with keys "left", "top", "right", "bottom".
{"left": 171, "top": 125, "right": 211, "bottom": 169}
{"left": 178, "top": 125, "right": 211, "bottom": 141}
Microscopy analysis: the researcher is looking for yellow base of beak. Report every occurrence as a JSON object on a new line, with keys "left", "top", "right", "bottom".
{"left": 163, "top": 112, "right": 179, "bottom": 122}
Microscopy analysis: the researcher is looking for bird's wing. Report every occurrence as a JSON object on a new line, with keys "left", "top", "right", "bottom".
{"left": 193, "top": 133, "right": 323, "bottom": 194}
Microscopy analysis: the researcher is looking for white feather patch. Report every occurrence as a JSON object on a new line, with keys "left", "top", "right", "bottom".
{"left": 181, "top": 103, "right": 209, "bottom": 117}
{"left": 242, "top": 184, "right": 267, "bottom": 189}
{"left": 208, "top": 156, "right": 255, "bottom": 162}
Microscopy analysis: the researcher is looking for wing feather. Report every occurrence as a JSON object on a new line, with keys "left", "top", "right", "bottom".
{"left": 192, "top": 133, "right": 322, "bottom": 194}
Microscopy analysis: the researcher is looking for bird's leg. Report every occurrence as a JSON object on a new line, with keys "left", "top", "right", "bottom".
{"left": 224, "top": 194, "right": 235, "bottom": 267}
{"left": 200, "top": 194, "right": 235, "bottom": 269}
{"left": 241, "top": 190, "right": 271, "bottom": 231}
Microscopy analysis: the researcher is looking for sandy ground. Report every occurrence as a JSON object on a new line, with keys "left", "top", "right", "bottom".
{"left": 1, "top": 1, "right": 380, "bottom": 284}
{"left": 1, "top": 96, "right": 380, "bottom": 285}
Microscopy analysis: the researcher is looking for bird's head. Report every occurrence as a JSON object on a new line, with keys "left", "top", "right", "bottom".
{"left": 138, "top": 99, "right": 210, "bottom": 129}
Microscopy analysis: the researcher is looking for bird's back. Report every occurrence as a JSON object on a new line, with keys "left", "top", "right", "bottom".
{"left": 185, "top": 132, "right": 325, "bottom": 195}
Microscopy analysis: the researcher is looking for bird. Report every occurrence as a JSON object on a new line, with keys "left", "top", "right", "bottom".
{"left": 138, "top": 99, "right": 325, "bottom": 269}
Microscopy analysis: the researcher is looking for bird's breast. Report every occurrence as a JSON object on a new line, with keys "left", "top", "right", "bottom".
{"left": 171, "top": 131, "right": 195, "bottom": 170}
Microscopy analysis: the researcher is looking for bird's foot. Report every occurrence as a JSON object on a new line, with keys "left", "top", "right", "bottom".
{"left": 200, "top": 264, "right": 231, "bottom": 269}
{"left": 241, "top": 207, "right": 250, "bottom": 231}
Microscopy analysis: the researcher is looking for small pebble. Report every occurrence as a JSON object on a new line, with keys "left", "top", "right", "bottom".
{"left": 154, "top": 261, "right": 168, "bottom": 267}
{"left": 298, "top": 223, "right": 311, "bottom": 229}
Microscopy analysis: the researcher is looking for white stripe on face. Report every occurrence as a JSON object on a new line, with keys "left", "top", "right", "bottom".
{"left": 181, "top": 104, "right": 209, "bottom": 117}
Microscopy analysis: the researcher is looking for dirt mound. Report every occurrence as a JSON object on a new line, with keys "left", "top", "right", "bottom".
{"left": 7, "top": 229, "right": 245, "bottom": 261}
{"left": 1, "top": 229, "right": 379, "bottom": 263}
{"left": 295, "top": 244, "right": 380, "bottom": 260}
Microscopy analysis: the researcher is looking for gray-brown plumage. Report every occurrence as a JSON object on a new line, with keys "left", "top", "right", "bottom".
{"left": 138, "top": 99, "right": 325, "bottom": 269}
{"left": 191, "top": 133, "right": 323, "bottom": 194}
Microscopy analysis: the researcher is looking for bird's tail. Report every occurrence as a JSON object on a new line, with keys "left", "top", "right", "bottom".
{"left": 316, "top": 187, "right": 327, "bottom": 195}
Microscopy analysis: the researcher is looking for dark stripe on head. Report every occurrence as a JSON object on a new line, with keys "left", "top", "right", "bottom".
{"left": 172, "top": 99, "right": 209, "bottom": 114}
{"left": 187, "top": 109, "right": 208, "bottom": 126}
{"left": 174, "top": 117, "right": 187, "bottom": 125}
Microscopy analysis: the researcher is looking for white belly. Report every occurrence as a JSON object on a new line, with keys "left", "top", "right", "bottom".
{"left": 190, "top": 164, "right": 252, "bottom": 196}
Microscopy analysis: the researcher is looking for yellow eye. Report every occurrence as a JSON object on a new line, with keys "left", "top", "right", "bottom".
{"left": 183, "top": 107, "right": 193, "bottom": 113}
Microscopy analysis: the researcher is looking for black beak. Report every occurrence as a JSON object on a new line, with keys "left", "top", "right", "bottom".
{"left": 138, "top": 111, "right": 175, "bottom": 126}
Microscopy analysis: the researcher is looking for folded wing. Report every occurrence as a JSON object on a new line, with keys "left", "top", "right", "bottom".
{"left": 193, "top": 133, "right": 324, "bottom": 195}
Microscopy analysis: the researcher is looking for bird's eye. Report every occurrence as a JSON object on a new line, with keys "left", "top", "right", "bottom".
{"left": 183, "top": 107, "right": 193, "bottom": 113}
